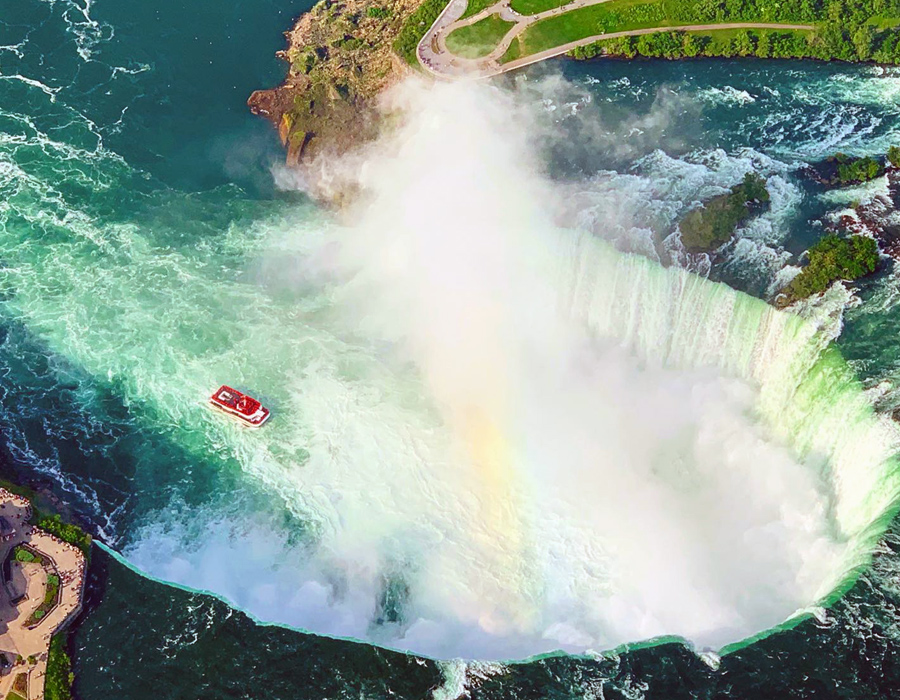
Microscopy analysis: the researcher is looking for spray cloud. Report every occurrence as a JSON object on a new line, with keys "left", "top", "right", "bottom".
{"left": 123, "top": 77, "right": 900, "bottom": 661}
{"left": 284, "top": 79, "right": 857, "bottom": 656}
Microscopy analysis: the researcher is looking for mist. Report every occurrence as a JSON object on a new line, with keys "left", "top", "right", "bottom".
{"left": 291, "top": 78, "right": 849, "bottom": 654}
{"left": 122, "top": 76, "right": 900, "bottom": 661}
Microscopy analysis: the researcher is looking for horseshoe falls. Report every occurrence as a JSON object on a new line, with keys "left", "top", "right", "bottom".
{"left": 4, "top": 34, "right": 900, "bottom": 665}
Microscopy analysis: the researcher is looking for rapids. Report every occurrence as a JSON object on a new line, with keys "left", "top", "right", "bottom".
{"left": 7, "top": 2, "right": 900, "bottom": 686}
{"left": 4, "top": 63, "right": 900, "bottom": 658}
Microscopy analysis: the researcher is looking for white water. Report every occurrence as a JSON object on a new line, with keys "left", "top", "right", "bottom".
{"left": 3, "top": 78, "right": 900, "bottom": 660}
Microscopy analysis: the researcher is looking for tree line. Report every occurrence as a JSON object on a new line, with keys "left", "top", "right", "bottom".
{"left": 571, "top": 0, "right": 900, "bottom": 63}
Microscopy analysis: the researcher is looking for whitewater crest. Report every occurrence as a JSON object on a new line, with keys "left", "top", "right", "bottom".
{"left": 3, "top": 76, "right": 900, "bottom": 660}
{"left": 122, "top": 80, "right": 900, "bottom": 660}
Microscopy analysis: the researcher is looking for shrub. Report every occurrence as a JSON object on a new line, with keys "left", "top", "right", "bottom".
{"left": 34, "top": 514, "right": 91, "bottom": 558}
{"left": 888, "top": 145, "right": 900, "bottom": 168}
{"left": 45, "top": 635, "right": 73, "bottom": 700}
{"left": 836, "top": 154, "right": 883, "bottom": 184}
{"left": 14, "top": 547, "right": 36, "bottom": 564}
{"left": 366, "top": 5, "right": 391, "bottom": 18}
{"left": 679, "top": 173, "right": 770, "bottom": 253}
{"left": 393, "top": 0, "right": 448, "bottom": 64}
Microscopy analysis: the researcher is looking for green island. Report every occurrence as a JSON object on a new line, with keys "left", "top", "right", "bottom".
{"left": 780, "top": 234, "right": 880, "bottom": 304}
{"left": 808, "top": 153, "right": 885, "bottom": 185}
{"left": 891, "top": 146, "right": 900, "bottom": 168}
{"left": 801, "top": 145, "right": 900, "bottom": 186}
{"left": 678, "top": 173, "right": 770, "bottom": 253}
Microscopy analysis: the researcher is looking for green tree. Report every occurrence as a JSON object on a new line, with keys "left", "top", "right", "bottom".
{"left": 888, "top": 145, "right": 900, "bottom": 168}
{"left": 636, "top": 34, "right": 655, "bottom": 56}
{"left": 800, "top": 0, "right": 817, "bottom": 20}
{"left": 755, "top": 30, "right": 771, "bottom": 57}
{"left": 619, "top": 35, "right": 637, "bottom": 57}
{"left": 827, "top": 0, "right": 846, "bottom": 21}
{"left": 682, "top": 32, "right": 701, "bottom": 56}
{"left": 719, "top": 36, "right": 738, "bottom": 57}
{"left": 852, "top": 22, "right": 876, "bottom": 59}
{"left": 784, "top": 234, "right": 879, "bottom": 301}
{"left": 735, "top": 29, "right": 756, "bottom": 55}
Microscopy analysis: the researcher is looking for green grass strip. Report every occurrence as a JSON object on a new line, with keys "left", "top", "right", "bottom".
{"left": 500, "top": 35, "right": 523, "bottom": 62}
{"left": 460, "top": 0, "right": 497, "bottom": 20}
{"left": 446, "top": 13, "right": 516, "bottom": 58}
{"left": 520, "top": 0, "right": 666, "bottom": 55}
{"left": 509, "top": 0, "right": 575, "bottom": 16}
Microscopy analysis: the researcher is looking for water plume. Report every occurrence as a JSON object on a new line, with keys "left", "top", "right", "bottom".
{"left": 4, "top": 68, "right": 899, "bottom": 660}
{"left": 204, "top": 77, "right": 897, "bottom": 658}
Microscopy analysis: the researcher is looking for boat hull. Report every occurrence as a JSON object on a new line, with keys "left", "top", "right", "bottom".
{"left": 209, "top": 401, "right": 270, "bottom": 427}
{"left": 208, "top": 385, "right": 271, "bottom": 427}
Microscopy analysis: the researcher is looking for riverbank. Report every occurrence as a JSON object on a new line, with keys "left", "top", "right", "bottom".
{"left": 253, "top": 0, "right": 900, "bottom": 174}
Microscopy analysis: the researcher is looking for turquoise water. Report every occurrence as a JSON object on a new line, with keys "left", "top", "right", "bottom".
{"left": 6, "top": 0, "right": 900, "bottom": 695}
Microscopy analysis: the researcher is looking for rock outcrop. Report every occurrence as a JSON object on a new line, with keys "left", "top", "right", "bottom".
{"left": 248, "top": 0, "right": 423, "bottom": 166}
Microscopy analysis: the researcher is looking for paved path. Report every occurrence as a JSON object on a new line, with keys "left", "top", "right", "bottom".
{"left": 0, "top": 490, "right": 87, "bottom": 700}
{"left": 416, "top": 0, "right": 815, "bottom": 79}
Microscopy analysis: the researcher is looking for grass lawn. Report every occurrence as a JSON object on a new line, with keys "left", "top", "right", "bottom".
{"left": 509, "top": 0, "right": 575, "bottom": 16}
{"left": 446, "top": 14, "right": 516, "bottom": 57}
{"left": 500, "top": 36, "right": 523, "bottom": 62}
{"left": 8, "top": 692, "right": 25, "bottom": 700}
{"left": 460, "top": 0, "right": 497, "bottom": 20}
{"left": 520, "top": 0, "right": 667, "bottom": 55}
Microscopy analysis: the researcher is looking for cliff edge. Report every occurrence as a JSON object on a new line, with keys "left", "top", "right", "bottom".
{"left": 248, "top": 0, "right": 426, "bottom": 166}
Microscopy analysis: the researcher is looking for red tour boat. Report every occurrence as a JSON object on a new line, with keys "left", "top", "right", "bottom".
{"left": 209, "top": 385, "right": 270, "bottom": 427}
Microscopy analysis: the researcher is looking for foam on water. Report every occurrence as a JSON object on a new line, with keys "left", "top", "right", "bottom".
{"left": 558, "top": 146, "right": 800, "bottom": 292}
{"left": 698, "top": 85, "right": 757, "bottom": 106}
{"left": 2, "top": 77, "right": 900, "bottom": 660}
